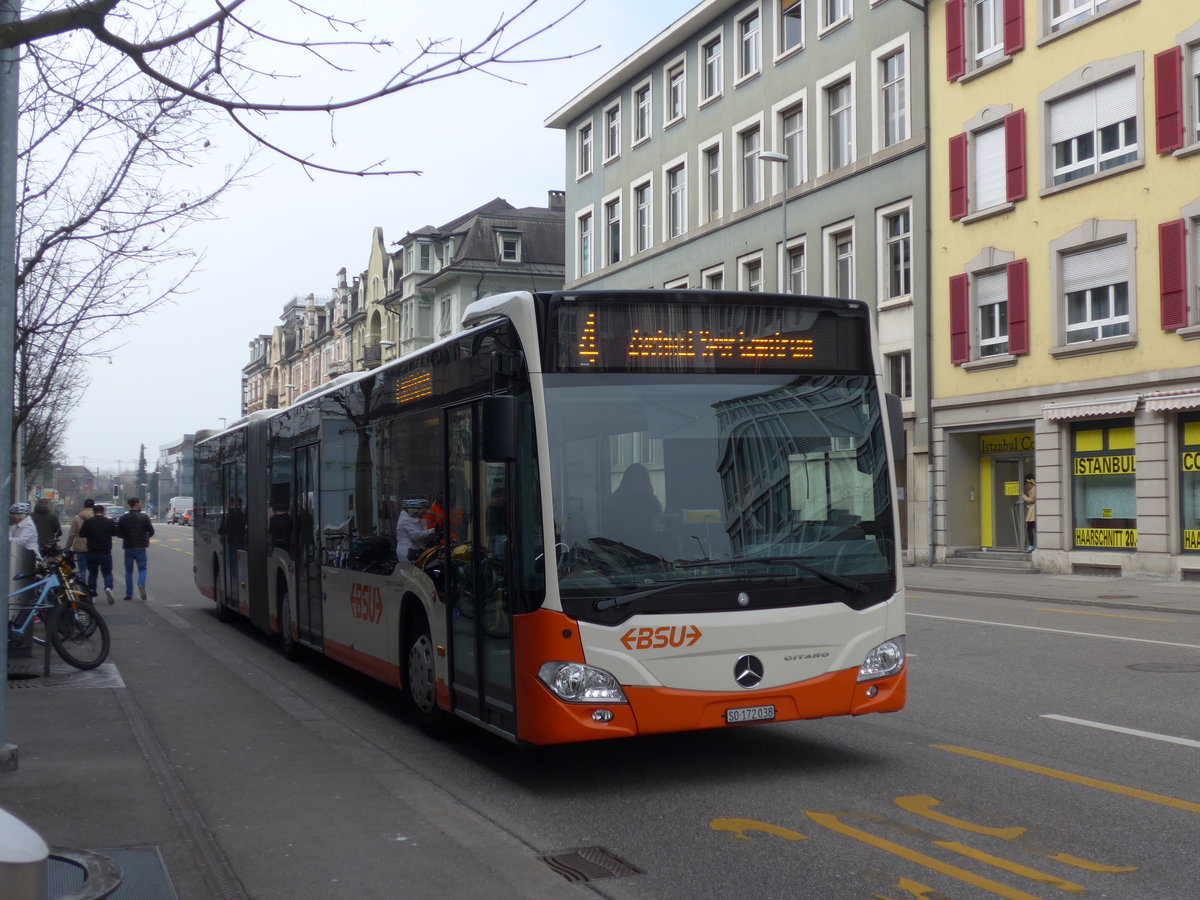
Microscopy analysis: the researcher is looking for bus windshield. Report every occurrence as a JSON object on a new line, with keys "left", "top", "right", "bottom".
{"left": 544, "top": 373, "right": 896, "bottom": 621}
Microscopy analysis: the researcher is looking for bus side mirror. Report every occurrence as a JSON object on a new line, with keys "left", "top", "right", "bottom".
{"left": 886, "top": 393, "right": 906, "bottom": 464}
{"left": 482, "top": 395, "right": 517, "bottom": 462}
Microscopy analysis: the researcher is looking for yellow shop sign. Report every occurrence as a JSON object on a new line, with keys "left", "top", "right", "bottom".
{"left": 980, "top": 432, "right": 1034, "bottom": 454}
{"left": 1073, "top": 455, "right": 1135, "bottom": 476}
{"left": 1075, "top": 528, "right": 1138, "bottom": 548}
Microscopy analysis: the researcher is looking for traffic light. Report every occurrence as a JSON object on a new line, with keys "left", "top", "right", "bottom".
{"left": 113, "top": 484, "right": 120, "bottom": 500}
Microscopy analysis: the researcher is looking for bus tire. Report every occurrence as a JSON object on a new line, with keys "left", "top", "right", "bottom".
{"left": 405, "top": 612, "right": 446, "bottom": 737}
{"left": 278, "top": 584, "right": 302, "bottom": 661}
{"left": 214, "top": 559, "right": 233, "bottom": 623}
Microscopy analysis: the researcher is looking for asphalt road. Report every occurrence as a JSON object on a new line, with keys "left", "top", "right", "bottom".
{"left": 138, "top": 527, "right": 1200, "bottom": 899}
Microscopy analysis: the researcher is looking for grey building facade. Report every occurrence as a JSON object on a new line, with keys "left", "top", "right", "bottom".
{"left": 546, "top": 0, "right": 931, "bottom": 558}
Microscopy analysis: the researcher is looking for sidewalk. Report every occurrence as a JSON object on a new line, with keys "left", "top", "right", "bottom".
{"left": 903, "top": 563, "right": 1200, "bottom": 616}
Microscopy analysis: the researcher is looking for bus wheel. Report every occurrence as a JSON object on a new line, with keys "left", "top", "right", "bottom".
{"left": 405, "top": 617, "right": 446, "bottom": 736}
{"left": 278, "top": 585, "right": 302, "bottom": 662}
{"left": 214, "top": 561, "right": 233, "bottom": 623}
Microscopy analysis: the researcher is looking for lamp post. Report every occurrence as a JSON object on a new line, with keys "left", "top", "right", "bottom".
{"left": 758, "top": 150, "right": 790, "bottom": 292}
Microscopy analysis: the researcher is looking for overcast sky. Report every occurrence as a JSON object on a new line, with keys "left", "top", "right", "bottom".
{"left": 58, "top": 0, "right": 694, "bottom": 479}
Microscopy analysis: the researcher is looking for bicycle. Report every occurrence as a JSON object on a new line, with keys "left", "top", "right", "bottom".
{"left": 8, "top": 551, "right": 110, "bottom": 669}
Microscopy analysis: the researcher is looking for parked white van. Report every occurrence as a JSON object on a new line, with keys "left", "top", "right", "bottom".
{"left": 167, "top": 497, "right": 193, "bottom": 524}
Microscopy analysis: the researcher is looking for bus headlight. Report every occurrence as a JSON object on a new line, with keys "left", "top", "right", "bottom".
{"left": 857, "top": 636, "right": 905, "bottom": 682}
{"left": 538, "top": 662, "right": 628, "bottom": 703}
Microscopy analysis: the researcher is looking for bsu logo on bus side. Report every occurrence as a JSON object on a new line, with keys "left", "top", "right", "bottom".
{"left": 350, "top": 583, "right": 383, "bottom": 625}
{"left": 620, "top": 625, "right": 702, "bottom": 650}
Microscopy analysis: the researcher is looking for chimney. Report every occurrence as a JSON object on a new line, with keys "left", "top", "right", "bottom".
{"left": 547, "top": 190, "right": 565, "bottom": 211}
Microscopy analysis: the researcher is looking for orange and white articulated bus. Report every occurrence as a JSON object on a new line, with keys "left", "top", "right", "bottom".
{"left": 194, "top": 289, "right": 906, "bottom": 745}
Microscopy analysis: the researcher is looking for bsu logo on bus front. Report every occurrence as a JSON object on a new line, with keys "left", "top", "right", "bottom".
{"left": 620, "top": 625, "right": 702, "bottom": 650}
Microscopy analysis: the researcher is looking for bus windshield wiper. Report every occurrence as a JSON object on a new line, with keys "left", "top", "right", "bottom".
{"left": 675, "top": 556, "right": 867, "bottom": 595}
{"left": 593, "top": 580, "right": 687, "bottom": 611}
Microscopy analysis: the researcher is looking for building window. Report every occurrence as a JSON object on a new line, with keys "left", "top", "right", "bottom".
{"left": 821, "top": 0, "right": 851, "bottom": 31}
{"left": 418, "top": 243, "right": 434, "bottom": 272}
{"left": 1063, "top": 244, "right": 1129, "bottom": 343}
{"left": 605, "top": 197, "right": 622, "bottom": 265}
{"left": 498, "top": 233, "right": 521, "bottom": 262}
{"left": 826, "top": 78, "right": 853, "bottom": 171}
{"left": 1050, "top": 0, "right": 1123, "bottom": 35}
{"left": 886, "top": 351, "right": 912, "bottom": 399}
{"left": 738, "top": 10, "right": 762, "bottom": 80}
{"left": 972, "top": 0, "right": 1003, "bottom": 66}
{"left": 666, "top": 60, "right": 686, "bottom": 125}
{"left": 578, "top": 211, "right": 593, "bottom": 277}
{"left": 703, "top": 265, "right": 725, "bottom": 290}
{"left": 1048, "top": 73, "right": 1138, "bottom": 187}
{"left": 947, "top": 0, "right": 1024, "bottom": 81}
{"left": 880, "top": 47, "right": 908, "bottom": 148}
{"left": 740, "top": 125, "right": 762, "bottom": 207}
{"left": 976, "top": 269, "right": 1009, "bottom": 356}
{"left": 666, "top": 163, "right": 687, "bottom": 239}
{"left": 826, "top": 225, "right": 854, "bottom": 299}
{"left": 949, "top": 109, "right": 1026, "bottom": 220}
{"left": 787, "top": 242, "right": 806, "bottom": 294}
{"left": 881, "top": 206, "right": 912, "bottom": 302}
{"left": 664, "top": 276, "right": 690, "bottom": 289}
{"left": 781, "top": 104, "right": 806, "bottom": 187}
{"left": 577, "top": 121, "right": 593, "bottom": 178}
{"left": 634, "top": 181, "right": 652, "bottom": 252}
{"left": 974, "top": 123, "right": 1007, "bottom": 211}
{"left": 633, "top": 82, "right": 652, "bottom": 144}
{"left": 604, "top": 102, "right": 621, "bottom": 161}
{"left": 740, "top": 254, "right": 764, "bottom": 291}
{"left": 1071, "top": 419, "right": 1137, "bottom": 551}
{"left": 780, "top": 0, "right": 804, "bottom": 54}
{"left": 950, "top": 256, "right": 1028, "bottom": 364}
{"left": 703, "top": 143, "right": 722, "bottom": 222}
{"left": 701, "top": 34, "right": 723, "bottom": 102}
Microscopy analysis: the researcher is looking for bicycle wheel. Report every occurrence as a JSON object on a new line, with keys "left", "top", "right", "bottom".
{"left": 50, "top": 598, "right": 110, "bottom": 669}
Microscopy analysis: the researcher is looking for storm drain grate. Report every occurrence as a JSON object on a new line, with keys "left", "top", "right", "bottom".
{"left": 540, "top": 846, "right": 643, "bottom": 883}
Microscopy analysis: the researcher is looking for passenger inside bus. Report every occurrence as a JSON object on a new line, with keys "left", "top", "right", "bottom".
{"left": 605, "top": 463, "right": 663, "bottom": 550}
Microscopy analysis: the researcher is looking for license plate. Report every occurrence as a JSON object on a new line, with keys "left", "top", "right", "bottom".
{"left": 726, "top": 704, "right": 776, "bottom": 724}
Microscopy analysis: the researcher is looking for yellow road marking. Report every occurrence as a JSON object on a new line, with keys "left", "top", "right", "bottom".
{"left": 934, "top": 745, "right": 1200, "bottom": 813}
{"left": 872, "top": 876, "right": 941, "bottom": 899}
{"left": 1033, "top": 608, "right": 1171, "bottom": 622}
{"left": 1044, "top": 852, "right": 1135, "bottom": 873}
{"left": 806, "top": 811, "right": 1042, "bottom": 900}
{"left": 709, "top": 818, "right": 806, "bottom": 842}
{"left": 894, "top": 795, "right": 1025, "bottom": 839}
{"left": 934, "top": 841, "right": 1086, "bottom": 893}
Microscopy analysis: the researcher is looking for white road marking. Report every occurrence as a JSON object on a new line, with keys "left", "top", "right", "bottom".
{"left": 909, "top": 612, "right": 1200, "bottom": 650}
{"left": 1042, "top": 714, "right": 1200, "bottom": 749}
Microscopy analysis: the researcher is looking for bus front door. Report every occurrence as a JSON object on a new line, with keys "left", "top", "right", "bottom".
{"left": 446, "top": 404, "right": 515, "bottom": 736}
{"left": 293, "top": 443, "right": 323, "bottom": 647}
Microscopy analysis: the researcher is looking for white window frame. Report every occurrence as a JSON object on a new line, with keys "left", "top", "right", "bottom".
{"left": 738, "top": 252, "right": 764, "bottom": 292}
{"left": 877, "top": 199, "right": 913, "bottom": 305}
{"left": 886, "top": 350, "right": 913, "bottom": 399}
{"left": 819, "top": 0, "right": 852, "bottom": 36}
{"left": 662, "top": 154, "right": 688, "bottom": 241}
{"left": 1187, "top": 35, "right": 1200, "bottom": 148}
{"left": 702, "top": 263, "right": 726, "bottom": 290}
{"left": 663, "top": 276, "right": 690, "bottom": 290}
{"left": 735, "top": 5, "right": 763, "bottom": 84}
{"left": 664, "top": 54, "right": 687, "bottom": 128}
{"left": 632, "top": 80, "right": 653, "bottom": 146}
{"left": 575, "top": 206, "right": 595, "bottom": 279}
{"left": 771, "top": 88, "right": 808, "bottom": 191}
{"left": 632, "top": 175, "right": 653, "bottom": 254}
{"left": 603, "top": 100, "right": 622, "bottom": 163}
{"left": 576, "top": 119, "right": 594, "bottom": 180}
{"left": 699, "top": 135, "right": 723, "bottom": 224}
{"left": 1042, "top": 0, "right": 1133, "bottom": 39}
{"left": 872, "top": 35, "right": 910, "bottom": 152}
{"left": 498, "top": 232, "right": 522, "bottom": 263}
{"left": 698, "top": 29, "right": 724, "bottom": 106}
{"left": 776, "top": 0, "right": 805, "bottom": 60}
{"left": 970, "top": 0, "right": 1004, "bottom": 68}
{"left": 602, "top": 189, "right": 623, "bottom": 267}
{"left": 784, "top": 237, "right": 806, "bottom": 294}
{"left": 974, "top": 268, "right": 1010, "bottom": 358}
{"left": 823, "top": 219, "right": 855, "bottom": 299}
{"left": 734, "top": 113, "right": 766, "bottom": 210}
{"left": 816, "top": 63, "right": 855, "bottom": 175}
{"left": 972, "top": 119, "right": 1008, "bottom": 214}
{"left": 1048, "top": 219, "right": 1137, "bottom": 356}
{"left": 1040, "top": 57, "right": 1142, "bottom": 194}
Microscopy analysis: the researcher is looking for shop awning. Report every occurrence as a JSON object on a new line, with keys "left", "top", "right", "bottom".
{"left": 1042, "top": 395, "right": 1139, "bottom": 420}
{"left": 1142, "top": 388, "right": 1200, "bottom": 412}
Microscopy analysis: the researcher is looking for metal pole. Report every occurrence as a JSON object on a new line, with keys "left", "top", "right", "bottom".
{"left": 0, "top": 0, "right": 22, "bottom": 770}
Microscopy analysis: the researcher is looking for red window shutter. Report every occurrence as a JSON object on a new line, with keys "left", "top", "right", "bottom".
{"left": 1003, "top": 0, "right": 1024, "bottom": 55}
{"left": 949, "top": 133, "right": 968, "bottom": 220}
{"left": 950, "top": 274, "right": 970, "bottom": 364}
{"left": 946, "top": 0, "right": 965, "bottom": 81}
{"left": 1004, "top": 110, "right": 1026, "bottom": 203}
{"left": 1007, "top": 259, "right": 1029, "bottom": 355}
{"left": 1155, "top": 47, "right": 1184, "bottom": 154}
{"left": 1159, "top": 219, "right": 1189, "bottom": 330}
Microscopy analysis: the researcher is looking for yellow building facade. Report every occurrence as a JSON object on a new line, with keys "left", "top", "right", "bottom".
{"left": 930, "top": 1, "right": 1200, "bottom": 576}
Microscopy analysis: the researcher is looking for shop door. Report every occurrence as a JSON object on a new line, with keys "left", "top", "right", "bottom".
{"left": 991, "top": 459, "right": 1023, "bottom": 549}
{"left": 446, "top": 404, "right": 515, "bottom": 736}
{"left": 293, "top": 443, "right": 323, "bottom": 646}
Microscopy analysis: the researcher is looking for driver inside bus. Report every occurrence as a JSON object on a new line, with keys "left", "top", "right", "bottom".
{"left": 395, "top": 498, "right": 439, "bottom": 563}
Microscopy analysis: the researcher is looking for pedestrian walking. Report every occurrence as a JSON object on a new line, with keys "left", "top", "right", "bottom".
{"left": 1020, "top": 475, "right": 1037, "bottom": 552}
{"left": 79, "top": 503, "right": 118, "bottom": 604}
{"left": 67, "top": 499, "right": 95, "bottom": 587}
{"left": 31, "top": 499, "right": 61, "bottom": 549}
{"left": 117, "top": 496, "right": 155, "bottom": 601}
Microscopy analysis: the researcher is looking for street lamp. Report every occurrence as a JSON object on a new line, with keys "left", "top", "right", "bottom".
{"left": 758, "top": 151, "right": 790, "bottom": 292}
